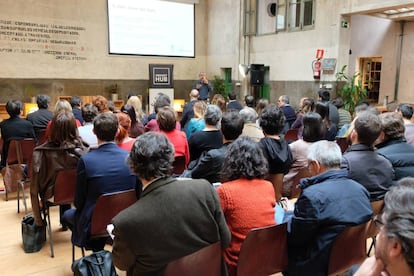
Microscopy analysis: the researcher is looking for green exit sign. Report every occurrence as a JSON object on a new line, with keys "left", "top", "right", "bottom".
{"left": 341, "top": 21, "right": 349, "bottom": 28}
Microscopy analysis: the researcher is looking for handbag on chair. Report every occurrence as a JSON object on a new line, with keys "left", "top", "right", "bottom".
{"left": 72, "top": 249, "right": 117, "bottom": 276}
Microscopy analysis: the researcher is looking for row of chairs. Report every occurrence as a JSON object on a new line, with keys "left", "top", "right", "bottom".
{"left": 169, "top": 199, "right": 384, "bottom": 276}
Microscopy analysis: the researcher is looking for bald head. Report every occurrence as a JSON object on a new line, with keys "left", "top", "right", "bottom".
{"left": 190, "top": 89, "right": 199, "bottom": 99}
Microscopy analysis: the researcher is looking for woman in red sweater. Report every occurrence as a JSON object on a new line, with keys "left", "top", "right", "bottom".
{"left": 217, "top": 136, "right": 276, "bottom": 275}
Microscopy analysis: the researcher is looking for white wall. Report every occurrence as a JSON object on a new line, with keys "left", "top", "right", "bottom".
{"left": 0, "top": 0, "right": 208, "bottom": 80}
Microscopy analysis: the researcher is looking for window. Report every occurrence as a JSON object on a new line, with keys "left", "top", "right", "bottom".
{"left": 288, "top": 0, "right": 315, "bottom": 30}
{"left": 246, "top": 0, "right": 315, "bottom": 35}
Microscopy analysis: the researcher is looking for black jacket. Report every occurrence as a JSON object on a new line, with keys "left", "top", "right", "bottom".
{"left": 341, "top": 144, "right": 394, "bottom": 201}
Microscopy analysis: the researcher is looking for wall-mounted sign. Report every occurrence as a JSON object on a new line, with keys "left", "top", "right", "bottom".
{"left": 321, "top": 58, "right": 337, "bottom": 71}
{"left": 149, "top": 64, "right": 174, "bottom": 88}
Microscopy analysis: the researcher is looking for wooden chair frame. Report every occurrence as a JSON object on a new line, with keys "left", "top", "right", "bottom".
{"left": 237, "top": 223, "right": 288, "bottom": 276}
{"left": 72, "top": 189, "right": 137, "bottom": 262}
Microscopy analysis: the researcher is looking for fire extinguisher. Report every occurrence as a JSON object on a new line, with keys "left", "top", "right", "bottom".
{"left": 312, "top": 59, "right": 321, "bottom": 80}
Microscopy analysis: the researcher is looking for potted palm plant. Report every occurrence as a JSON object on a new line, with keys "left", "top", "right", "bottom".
{"left": 335, "top": 65, "right": 368, "bottom": 114}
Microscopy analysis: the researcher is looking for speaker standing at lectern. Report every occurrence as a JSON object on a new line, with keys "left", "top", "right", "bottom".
{"left": 193, "top": 72, "right": 212, "bottom": 101}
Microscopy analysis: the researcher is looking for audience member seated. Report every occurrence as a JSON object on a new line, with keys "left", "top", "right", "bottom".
{"left": 188, "top": 104, "right": 223, "bottom": 161}
{"left": 185, "top": 111, "right": 243, "bottom": 183}
{"left": 115, "top": 112, "right": 136, "bottom": 151}
{"left": 376, "top": 112, "right": 414, "bottom": 181}
{"left": 318, "top": 89, "right": 339, "bottom": 126}
{"left": 290, "top": 97, "right": 314, "bottom": 139}
{"left": 239, "top": 107, "right": 264, "bottom": 142}
{"left": 63, "top": 112, "right": 138, "bottom": 251}
{"left": 396, "top": 103, "right": 414, "bottom": 146}
{"left": 157, "top": 106, "right": 190, "bottom": 166}
{"left": 180, "top": 89, "right": 199, "bottom": 129}
{"left": 127, "top": 95, "right": 147, "bottom": 125}
{"left": 26, "top": 94, "right": 53, "bottom": 134}
{"left": 341, "top": 111, "right": 394, "bottom": 201}
{"left": 332, "top": 96, "right": 351, "bottom": 130}
{"left": 315, "top": 101, "right": 337, "bottom": 141}
{"left": 283, "top": 112, "right": 325, "bottom": 197}
{"left": 288, "top": 140, "right": 372, "bottom": 275}
{"left": 145, "top": 93, "right": 180, "bottom": 132}
{"left": 111, "top": 132, "right": 230, "bottom": 275}
{"left": 211, "top": 93, "right": 226, "bottom": 113}
{"left": 255, "top": 98, "right": 269, "bottom": 126}
{"left": 245, "top": 95, "right": 256, "bottom": 108}
{"left": 185, "top": 100, "right": 206, "bottom": 140}
{"left": 120, "top": 104, "right": 144, "bottom": 138}
{"left": 30, "top": 111, "right": 88, "bottom": 230}
{"left": 259, "top": 104, "right": 293, "bottom": 199}
{"left": 77, "top": 103, "right": 99, "bottom": 148}
{"left": 217, "top": 136, "right": 276, "bottom": 275}
{"left": 45, "top": 100, "right": 82, "bottom": 138}
{"left": 92, "top": 95, "right": 110, "bottom": 113}
{"left": 354, "top": 177, "right": 414, "bottom": 276}
{"left": 226, "top": 91, "right": 243, "bottom": 111}
{"left": 0, "top": 100, "right": 36, "bottom": 168}
{"left": 70, "top": 96, "right": 84, "bottom": 125}
{"left": 278, "top": 95, "right": 296, "bottom": 129}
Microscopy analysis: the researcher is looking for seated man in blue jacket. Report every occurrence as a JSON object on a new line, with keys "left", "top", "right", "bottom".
{"left": 63, "top": 112, "right": 139, "bottom": 251}
{"left": 287, "top": 140, "right": 372, "bottom": 276}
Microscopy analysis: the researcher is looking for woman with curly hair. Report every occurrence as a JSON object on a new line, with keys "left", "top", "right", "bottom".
{"left": 217, "top": 136, "right": 276, "bottom": 276}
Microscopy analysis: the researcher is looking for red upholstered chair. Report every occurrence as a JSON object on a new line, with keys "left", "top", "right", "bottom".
{"left": 43, "top": 168, "right": 77, "bottom": 257}
{"left": 328, "top": 223, "right": 368, "bottom": 275}
{"left": 335, "top": 137, "right": 349, "bottom": 153}
{"left": 172, "top": 155, "right": 187, "bottom": 175}
{"left": 284, "top": 128, "right": 299, "bottom": 142}
{"left": 164, "top": 242, "right": 222, "bottom": 276}
{"left": 237, "top": 223, "right": 288, "bottom": 276}
{"left": 3, "top": 138, "right": 36, "bottom": 213}
{"left": 72, "top": 189, "right": 138, "bottom": 262}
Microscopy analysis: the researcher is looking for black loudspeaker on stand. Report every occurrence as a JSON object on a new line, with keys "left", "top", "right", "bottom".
{"left": 250, "top": 64, "right": 265, "bottom": 86}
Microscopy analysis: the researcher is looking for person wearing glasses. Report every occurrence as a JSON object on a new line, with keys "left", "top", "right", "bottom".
{"left": 354, "top": 177, "right": 414, "bottom": 276}
{"left": 287, "top": 140, "right": 372, "bottom": 276}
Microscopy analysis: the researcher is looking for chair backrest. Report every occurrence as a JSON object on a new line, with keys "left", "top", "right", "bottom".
{"left": 53, "top": 169, "right": 77, "bottom": 204}
{"left": 36, "top": 130, "right": 47, "bottom": 146}
{"left": 328, "top": 223, "right": 368, "bottom": 275}
{"left": 268, "top": 173, "right": 284, "bottom": 201}
{"left": 164, "top": 242, "right": 222, "bottom": 276}
{"left": 172, "top": 155, "right": 186, "bottom": 175}
{"left": 290, "top": 167, "right": 312, "bottom": 199}
{"left": 237, "top": 223, "right": 288, "bottom": 276}
{"left": 90, "top": 189, "right": 137, "bottom": 237}
{"left": 335, "top": 137, "right": 349, "bottom": 153}
{"left": 7, "top": 139, "right": 36, "bottom": 177}
{"left": 284, "top": 128, "right": 299, "bottom": 142}
{"left": 366, "top": 200, "right": 385, "bottom": 239}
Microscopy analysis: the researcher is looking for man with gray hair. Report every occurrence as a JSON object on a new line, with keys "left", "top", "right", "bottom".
{"left": 278, "top": 95, "right": 296, "bottom": 128}
{"left": 355, "top": 177, "right": 414, "bottom": 276}
{"left": 111, "top": 132, "right": 230, "bottom": 275}
{"left": 287, "top": 140, "right": 372, "bottom": 275}
{"left": 239, "top": 107, "right": 264, "bottom": 142}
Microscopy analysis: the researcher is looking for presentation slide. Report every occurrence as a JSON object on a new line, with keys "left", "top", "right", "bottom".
{"left": 107, "top": 0, "right": 195, "bottom": 57}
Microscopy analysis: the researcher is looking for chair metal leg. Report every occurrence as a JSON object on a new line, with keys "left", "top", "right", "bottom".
{"left": 21, "top": 181, "right": 27, "bottom": 214}
{"left": 17, "top": 181, "right": 20, "bottom": 213}
{"left": 45, "top": 206, "right": 55, "bottom": 258}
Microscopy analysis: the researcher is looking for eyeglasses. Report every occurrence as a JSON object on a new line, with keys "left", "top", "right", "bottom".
{"left": 374, "top": 216, "right": 385, "bottom": 230}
